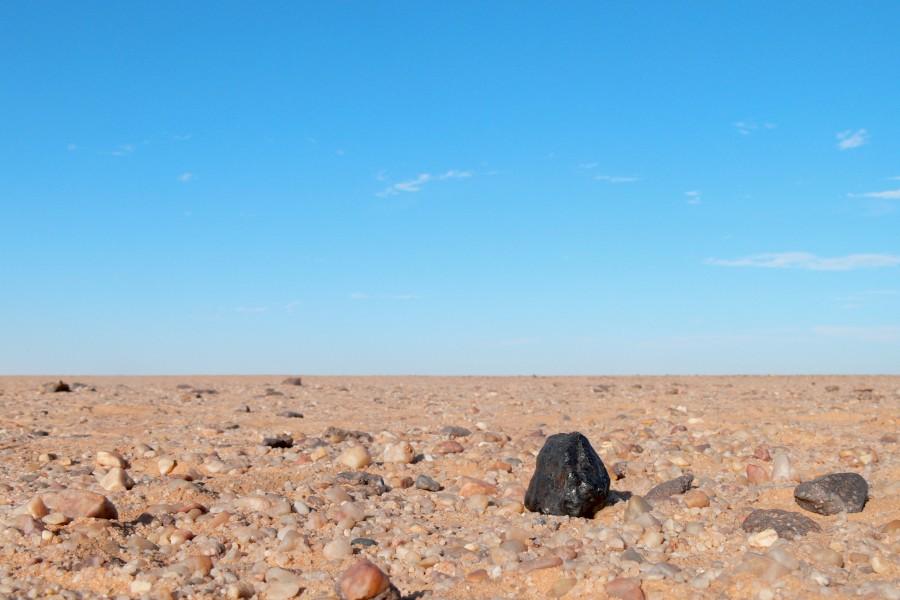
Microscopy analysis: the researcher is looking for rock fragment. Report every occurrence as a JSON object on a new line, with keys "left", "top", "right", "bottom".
{"left": 741, "top": 508, "right": 820, "bottom": 540}
{"left": 524, "top": 431, "right": 610, "bottom": 518}
{"left": 793, "top": 472, "right": 868, "bottom": 515}
{"left": 335, "top": 559, "right": 400, "bottom": 600}
{"left": 644, "top": 473, "right": 693, "bottom": 503}
{"left": 40, "top": 490, "right": 118, "bottom": 520}
{"left": 263, "top": 434, "right": 294, "bottom": 449}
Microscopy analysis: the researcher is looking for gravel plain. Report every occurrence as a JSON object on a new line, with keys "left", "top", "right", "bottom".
{"left": 0, "top": 375, "right": 897, "bottom": 599}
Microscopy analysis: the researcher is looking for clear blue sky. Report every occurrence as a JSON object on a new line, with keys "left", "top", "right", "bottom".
{"left": 2, "top": 2, "right": 899, "bottom": 375}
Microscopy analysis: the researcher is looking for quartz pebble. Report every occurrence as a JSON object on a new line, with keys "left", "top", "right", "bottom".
{"left": 339, "top": 446, "right": 372, "bottom": 469}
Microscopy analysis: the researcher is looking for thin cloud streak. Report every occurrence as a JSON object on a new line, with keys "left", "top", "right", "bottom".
{"left": 836, "top": 128, "right": 868, "bottom": 150}
{"left": 706, "top": 252, "right": 900, "bottom": 271}
{"left": 376, "top": 170, "right": 472, "bottom": 197}
{"left": 849, "top": 188, "right": 900, "bottom": 200}
{"left": 595, "top": 175, "right": 639, "bottom": 183}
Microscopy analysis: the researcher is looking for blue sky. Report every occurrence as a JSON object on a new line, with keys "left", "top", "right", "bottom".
{"left": 2, "top": 2, "right": 899, "bottom": 375}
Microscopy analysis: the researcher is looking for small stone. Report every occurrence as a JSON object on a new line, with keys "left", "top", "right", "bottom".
{"left": 519, "top": 555, "right": 562, "bottom": 572}
{"left": 870, "top": 553, "right": 888, "bottom": 574}
{"left": 95, "top": 450, "right": 127, "bottom": 469}
{"left": 263, "top": 434, "right": 294, "bottom": 449}
{"left": 882, "top": 519, "right": 900, "bottom": 534}
{"left": 810, "top": 547, "right": 843, "bottom": 568}
{"left": 266, "top": 567, "right": 303, "bottom": 600}
{"left": 335, "top": 559, "right": 400, "bottom": 600}
{"left": 43, "top": 512, "right": 70, "bottom": 526}
{"left": 184, "top": 554, "right": 213, "bottom": 576}
{"left": 323, "top": 538, "right": 353, "bottom": 560}
{"left": 742, "top": 509, "right": 820, "bottom": 540}
{"left": 746, "top": 464, "right": 770, "bottom": 485}
{"left": 382, "top": 441, "right": 414, "bottom": 464}
{"left": 644, "top": 473, "right": 693, "bottom": 503}
{"left": 793, "top": 472, "right": 868, "bottom": 515}
{"left": 748, "top": 528, "right": 778, "bottom": 548}
{"left": 465, "top": 569, "right": 488, "bottom": 583}
{"left": 433, "top": 440, "right": 464, "bottom": 454}
{"left": 130, "top": 581, "right": 152, "bottom": 594}
{"left": 459, "top": 477, "right": 497, "bottom": 497}
{"left": 282, "top": 377, "right": 303, "bottom": 386}
{"left": 415, "top": 474, "right": 442, "bottom": 492}
{"left": 158, "top": 457, "right": 176, "bottom": 475}
{"left": 100, "top": 467, "right": 134, "bottom": 492}
{"left": 683, "top": 489, "right": 709, "bottom": 508}
{"left": 43, "top": 380, "right": 71, "bottom": 393}
{"left": 624, "top": 496, "right": 653, "bottom": 522}
{"left": 441, "top": 425, "right": 471, "bottom": 438}
{"left": 277, "top": 410, "right": 304, "bottom": 418}
{"left": 41, "top": 490, "right": 118, "bottom": 520}
{"left": 339, "top": 446, "right": 372, "bottom": 469}
{"left": 334, "top": 471, "right": 388, "bottom": 496}
{"left": 771, "top": 452, "right": 792, "bottom": 481}
{"left": 26, "top": 496, "right": 49, "bottom": 519}
{"left": 606, "top": 577, "right": 644, "bottom": 600}
{"left": 524, "top": 432, "right": 610, "bottom": 518}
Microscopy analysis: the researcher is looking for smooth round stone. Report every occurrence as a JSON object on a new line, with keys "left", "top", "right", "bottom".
{"left": 338, "top": 447, "right": 372, "bottom": 469}
{"left": 683, "top": 489, "right": 709, "bottom": 508}
{"left": 335, "top": 559, "right": 398, "bottom": 600}
{"left": 382, "top": 442, "right": 414, "bottom": 464}
{"left": 323, "top": 538, "right": 353, "bottom": 560}
{"left": 793, "top": 472, "right": 868, "bottom": 515}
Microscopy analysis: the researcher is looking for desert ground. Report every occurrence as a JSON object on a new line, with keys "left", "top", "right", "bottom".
{"left": 0, "top": 376, "right": 897, "bottom": 599}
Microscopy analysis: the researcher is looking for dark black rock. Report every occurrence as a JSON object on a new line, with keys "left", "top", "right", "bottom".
{"left": 42, "top": 381, "right": 70, "bottom": 393}
{"left": 262, "top": 434, "right": 293, "bottom": 448}
{"left": 351, "top": 537, "right": 377, "bottom": 548}
{"left": 523, "top": 431, "right": 610, "bottom": 518}
{"left": 415, "top": 474, "right": 442, "bottom": 492}
{"left": 644, "top": 474, "right": 694, "bottom": 503}
{"left": 794, "top": 473, "right": 868, "bottom": 515}
{"left": 742, "top": 508, "right": 821, "bottom": 539}
{"left": 282, "top": 377, "right": 303, "bottom": 386}
{"left": 441, "top": 425, "right": 472, "bottom": 438}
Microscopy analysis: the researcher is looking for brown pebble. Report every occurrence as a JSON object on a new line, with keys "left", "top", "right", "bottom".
{"left": 465, "top": 569, "right": 489, "bottom": 583}
{"left": 433, "top": 440, "right": 465, "bottom": 454}
{"left": 335, "top": 559, "right": 399, "bottom": 600}
{"left": 746, "top": 464, "right": 770, "bottom": 484}
{"left": 606, "top": 577, "right": 644, "bottom": 600}
{"left": 683, "top": 489, "right": 710, "bottom": 508}
{"left": 459, "top": 477, "right": 497, "bottom": 497}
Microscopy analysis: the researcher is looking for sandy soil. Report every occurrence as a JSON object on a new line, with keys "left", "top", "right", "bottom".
{"left": 0, "top": 376, "right": 897, "bottom": 599}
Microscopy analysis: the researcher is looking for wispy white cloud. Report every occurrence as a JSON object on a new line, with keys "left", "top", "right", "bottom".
{"left": 595, "top": 175, "right": 639, "bottom": 183}
{"left": 849, "top": 188, "right": 900, "bottom": 200}
{"left": 376, "top": 170, "right": 472, "bottom": 197}
{"left": 685, "top": 190, "right": 702, "bottom": 205}
{"left": 178, "top": 172, "right": 194, "bottom": 183}
{"left": 706, "top": 252, "right": 900, "bottom": 271}
{"left": 836, "top": 128, "right": 868, "bottom": 150}
{"left": 734, "top": 121, "right": 777, "bottom": 135}
{"left": 812, "top": 325, "right": 900, "bottom": 343}
{"left": 110, "top": 144, "right": 135, "bottom": 157}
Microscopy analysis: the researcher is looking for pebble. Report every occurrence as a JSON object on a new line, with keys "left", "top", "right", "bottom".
{"left": 382, "top": 441, "right": 414, "bottom": 464}
{"left": 100, "top": 467, "right": 134, "bottom": 491}
{"left": 747, "top": 528, "right": 778, "bottom": 548}
{"left": 339, "top": 446, "right": 372, "bottom": 469}
{"left": 793, "top": 472, "right": 868, "bottom": 515}
{"left": 158, "top": 457, "right": 176, "bottom": 475}
{"left": 335, "top": 559, "right": 399, "bottom": 600}
{"left": 606, "top": 577, "right": 645, "bottom": 600}
{"left": 644, "top": 473, "right": 693, "bottom": 503}
{"left": 323, "top": 538, "right": 353, "bottom": 560}
{"left": 742, "top": 509, "right": 820, "bottom": 540}
{"left": 263, "top": 434, "right": 294, "bottom": 449}
{"left": 432, "top": 440, "right": 464, "bottom": 454}
{"left": 523, "top": 432, "right": 610, "bottom": 517}
{"left": 682, "top": 489, "right": 709, "bottom": 508}
{"left": 771, "top": 452, "right": 792, "bottom": 481}
{"left": 40, "top": 490, "right": 118, "bottom": 520}
{"left": 95, "top": 450, "right": 127, "bottom": 469}
{"left": 746, "top": 464, "right": 770, "bottom": 484}
{"left": 414, "top": 474, "right": 441, "bottom": 492}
